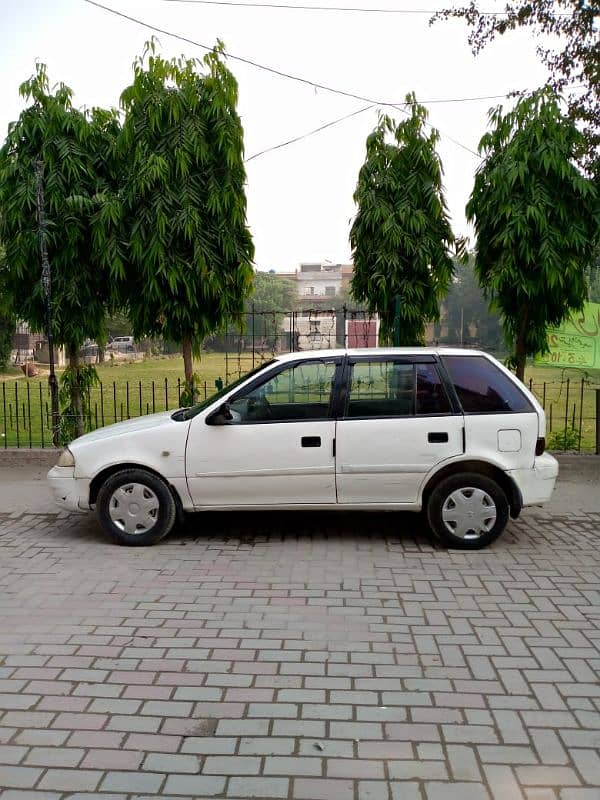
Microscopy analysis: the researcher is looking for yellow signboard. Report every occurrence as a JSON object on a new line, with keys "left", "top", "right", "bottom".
{"left": 535, "top": 302, "right": 600, "bottom": 370}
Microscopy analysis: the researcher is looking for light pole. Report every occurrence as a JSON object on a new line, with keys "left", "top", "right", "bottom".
{"left": 35, "top": 160, "right": 60, "bottom": 447}
{"left": 393, "top": 295, "right": 401, "bottom": 346}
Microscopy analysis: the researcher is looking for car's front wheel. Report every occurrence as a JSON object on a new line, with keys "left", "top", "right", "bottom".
{"left": 96, "top": 468, "right": 176, "bottom": 546}
{"left": 426, "top": 472, "right": 509, "bottom": 549}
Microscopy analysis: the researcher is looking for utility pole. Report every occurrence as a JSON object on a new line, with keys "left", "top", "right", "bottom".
{"left": 35, "top": 160, "right": 60, "bottom": 447}
{"left": 393, "top": 295, "right": 401, "bottom": 346}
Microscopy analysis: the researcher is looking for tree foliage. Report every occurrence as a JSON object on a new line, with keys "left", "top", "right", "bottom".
{"left": 432, "top": 1, "right": 600, "bottom": 171}
{"left": 242, "top": 271, "right": 298, "bottom": 347}
{"left": 0, "top": 64, "right": 120, "bottom": 434}
{"left": 0, "top": 65, "right": 118, "bottom": 352}
{"left": 0, "top": 246, "right": 14, "bottom": 371}
{"left": 585, "top": 257, "right": 600, "bottom": 303}
{"left": 350, "top": 97, "right": 458, "bottom": 345}
{"left": 115, "top": 40, "right": 254, "bottom": 386}
{"left": 438, "top": 256, "right": 504, "bottom": 352}
{"left": 249, "top": 271, "right": 298, "bottom": 314}
{"left": 467, "top": 89, "right": 600, "bottom": 380}
{"left": 58, "top": 363, "right": 99, "bottom": 444}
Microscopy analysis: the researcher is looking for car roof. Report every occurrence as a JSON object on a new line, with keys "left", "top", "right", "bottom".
{"left": 274, "top": 347, "right": 488, "bottom": 363}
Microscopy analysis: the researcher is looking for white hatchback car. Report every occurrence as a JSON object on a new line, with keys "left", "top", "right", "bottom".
{"left": 48, "top": 348, "right": 558, "bottom": 549}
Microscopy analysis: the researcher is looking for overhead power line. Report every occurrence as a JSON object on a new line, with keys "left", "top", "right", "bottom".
{"left": 161, "top": 0, "right": 572, "bottom": 15}
{"left": 84, "top": 0, "right": 393, "bottom": 105}
{"left": 245, "top": 104, "right": 375, "bottom": 162}
{"left": 81, "top": 0, "right": 559, "bottom": 111}
{"left": 83, "top": 0, "right": 482, "bottom": 156}
{"left": 86, "top": 0, "right": 578, "bottom": 160}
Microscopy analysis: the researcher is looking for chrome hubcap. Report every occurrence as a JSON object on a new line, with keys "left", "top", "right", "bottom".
{"left": 108, "top": 483, "right": 159, "bottom": 535}
{"left": 442, "top": 487, "right": 497, "bottom": 540}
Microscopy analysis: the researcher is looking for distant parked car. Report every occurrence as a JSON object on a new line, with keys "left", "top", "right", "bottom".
{"left": 80, "top": 342, "right": 99, "bottom": 359}
{"left": 109, "top": 336, "right": 135, "bottom": 353}
{"left": 48, "top": 348, "right": 558, "bottom": 548}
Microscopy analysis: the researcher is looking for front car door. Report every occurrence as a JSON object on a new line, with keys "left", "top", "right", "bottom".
{"left": 336, "top": 355, "right": 465, "bottom": 505}
{"left": 186, "top": 358, "right": 341, "bottom": 507}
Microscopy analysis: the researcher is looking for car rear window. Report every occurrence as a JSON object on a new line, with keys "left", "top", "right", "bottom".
{"left": 441, "top": 356, "right": 534, "bottom": 414}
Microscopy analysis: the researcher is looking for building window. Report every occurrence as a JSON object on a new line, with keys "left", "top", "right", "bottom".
{"left": 325, "top": 286, "right": 336, "bottom": 297}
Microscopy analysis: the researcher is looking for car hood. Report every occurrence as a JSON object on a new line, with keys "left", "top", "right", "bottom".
{"left": 70, "top": 410, "right": 185, "bottom": 448}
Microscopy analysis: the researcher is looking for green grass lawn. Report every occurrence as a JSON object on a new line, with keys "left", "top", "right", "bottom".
{"left": 1, "top": 353, "right": 599, "bottom": 451}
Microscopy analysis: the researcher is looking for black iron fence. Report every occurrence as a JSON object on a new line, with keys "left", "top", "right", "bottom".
{"left": 2, "top": 307, "right": 600, "bottom": 451}
{"left": 2, "top": 371, "right": 599, "bottom": 452}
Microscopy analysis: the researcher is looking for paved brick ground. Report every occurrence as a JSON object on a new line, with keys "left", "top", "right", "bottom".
{"left": 1, "top": 508, "right": 599, "bottom": 799}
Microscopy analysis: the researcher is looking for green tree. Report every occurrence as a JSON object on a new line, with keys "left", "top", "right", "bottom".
{"left": 250, "top": 271, "right": 298, "bottom": 314}
{"left": 467, "top": 89, "right": 600, "bottom": 381}
{"left": 0, "top": 246, "right": 14, "bottom": 371}
{"left": 106, "top": 310, "right": 134, "bottom": 339}
{"left": 115, "top": 41, "right": 254, "bottom": 392}
{"left": 0, "top": 64, "right": 119, "bottom": 435}
{"left": 350, "top": 98, "right": 458, "bottom": 345}
{"left": 440, "top": 256, "right": 503, "bottom": 352}
{"left": 585, "top": 257, "right": 600, "bottom": 303}
{"left": 242, "top": 271, "right": 298, "bottom": 350}
{"left": 433, "top": 1, "right": 600, "bottom": 171}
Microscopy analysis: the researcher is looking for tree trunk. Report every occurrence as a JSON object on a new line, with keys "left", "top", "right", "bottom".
{"left": 514, "top": 308, "right": 528, "bottom": 383}
{"left": 68, "top": 344, "right": 85, "bottom": 439}
{"left": 182, "top": 335, "right": 193, "bottom": 385}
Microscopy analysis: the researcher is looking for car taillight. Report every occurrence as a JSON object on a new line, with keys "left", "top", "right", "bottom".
{"left": 535, "top": 437, "right": 546, "bottom": 456}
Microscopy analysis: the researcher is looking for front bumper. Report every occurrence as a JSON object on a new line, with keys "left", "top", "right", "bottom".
{"left": 508, "top": 452, "right": 559, "bottom": 507}
{"left": 47, "top": 466, "right": 91, "bottom": 513}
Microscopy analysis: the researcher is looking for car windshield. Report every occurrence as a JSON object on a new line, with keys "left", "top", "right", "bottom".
{"left": 182, "top": 360, "right": 277, "bottom": 420}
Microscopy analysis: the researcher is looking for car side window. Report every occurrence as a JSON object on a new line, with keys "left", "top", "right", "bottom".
{"left": 346, "top": 361, "right": 414, "bottom": 418}
{"left": 441, "top": 355, "right": 534, "bottom": 414}
{"left": 229, "top": 361, "right": 337, "bottom": 423}
{"left": 416, "top": 363, "right": 451, "bottom": 415}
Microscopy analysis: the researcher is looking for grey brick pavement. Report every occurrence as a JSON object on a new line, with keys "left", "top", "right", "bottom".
{"left": 0, "top": 507, "right": 599, "bottom": 799}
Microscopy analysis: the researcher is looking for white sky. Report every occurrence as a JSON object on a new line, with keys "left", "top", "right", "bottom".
{"left": 0, "top": 0, "right": 552, "bottom": 271}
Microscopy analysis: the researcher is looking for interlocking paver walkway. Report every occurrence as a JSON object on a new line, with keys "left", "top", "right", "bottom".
{"left": 1, "top": 508, "right": 599, "bottom": 799}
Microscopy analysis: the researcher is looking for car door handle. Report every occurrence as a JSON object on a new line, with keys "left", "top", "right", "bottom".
{"left": 301, "top": 436, "right": 321, "bottom": 448}
{"left": 428, "top": 432, "right": 449, "bottom": 443}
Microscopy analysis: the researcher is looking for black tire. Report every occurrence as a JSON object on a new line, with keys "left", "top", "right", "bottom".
{"left": 426, "top": 472, "right": 509, "bottom": 550}
{"left": 96, "top": 468, "right": 177, "bottom": 546}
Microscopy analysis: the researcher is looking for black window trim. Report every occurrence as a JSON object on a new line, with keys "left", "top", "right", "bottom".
{"left": 435, "top": 356, "right": 464, "bottom": 415}
{"left": 222, "top": 356, "right": 344, "bottom": 426}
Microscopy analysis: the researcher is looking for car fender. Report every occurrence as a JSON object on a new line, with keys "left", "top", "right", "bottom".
{"left": 417, "top": 453, "right": 523, "bottom": 514}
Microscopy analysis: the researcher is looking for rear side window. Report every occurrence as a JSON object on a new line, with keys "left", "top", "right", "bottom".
{"left": 346, "top": 361, "right": 414, "bottom": 417}
{"left": 345, "top": 361, "right": 452, "bottom": 418}
{"left": 442, "top": 356, "right": 533, "bottom": 414}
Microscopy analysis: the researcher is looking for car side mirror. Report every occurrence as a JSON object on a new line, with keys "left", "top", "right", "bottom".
{"left": 206, "top": 402, "right": 234, "bottom": 426}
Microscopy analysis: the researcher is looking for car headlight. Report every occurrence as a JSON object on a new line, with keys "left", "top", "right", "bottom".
{"left": 56, "top": 448, "right": 75, "bottom": 468}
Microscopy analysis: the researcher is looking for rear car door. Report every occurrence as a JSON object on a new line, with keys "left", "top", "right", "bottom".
{"left": 336, "top": 355, "right": 465, "bottom": 504}
{"left": 440, "top": 354, "right": 540, "bottom": 468}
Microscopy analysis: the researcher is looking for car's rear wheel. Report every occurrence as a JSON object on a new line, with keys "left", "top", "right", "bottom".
{"left": 96, "top": 468, "right": 176, "bottom": 546}
{"left": 426, "top": 472, "right": 509, "bottom": 549}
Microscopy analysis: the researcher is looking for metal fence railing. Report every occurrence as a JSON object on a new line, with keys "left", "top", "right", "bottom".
{"left": 527, "top": 377, "right": 600, "bottom": 453}
{"left": 2, "top": 372, "right": 599, "bottom": 452}
{"left": 1, "top": 308, "right": 599, "bottom": 452}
